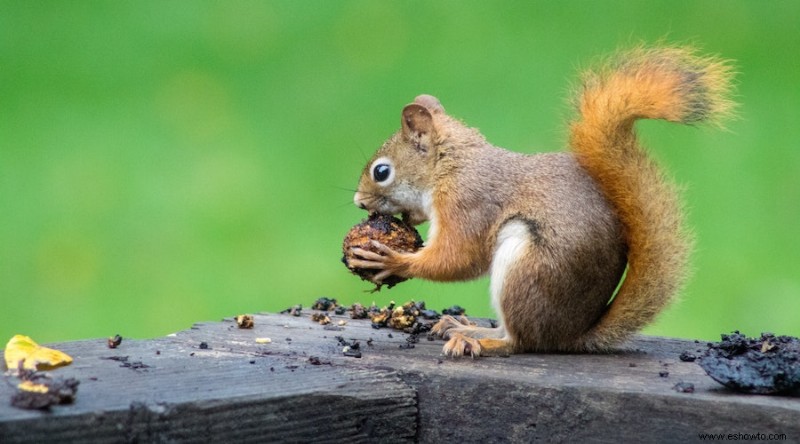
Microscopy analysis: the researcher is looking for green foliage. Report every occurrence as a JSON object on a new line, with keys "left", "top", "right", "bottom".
{"left": 1, "top": 1, "right": 798, "bottom": 343}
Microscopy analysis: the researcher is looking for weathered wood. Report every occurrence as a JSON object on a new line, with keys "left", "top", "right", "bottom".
{"left": 1, "top": 312, "right": 798, "bottom": 443}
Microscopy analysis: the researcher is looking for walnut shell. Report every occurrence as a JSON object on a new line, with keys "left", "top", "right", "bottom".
{"left": 342, "top": 213, "right": 423, "bottom": 290}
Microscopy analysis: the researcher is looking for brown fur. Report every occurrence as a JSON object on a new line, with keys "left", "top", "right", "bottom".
{"left": 351, "top": 47, "right": 735, "bottom": 355}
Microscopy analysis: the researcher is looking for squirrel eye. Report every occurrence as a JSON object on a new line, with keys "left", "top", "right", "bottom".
{"left": 373, "top": 164, "right": 391, "bottom": 182}
{"left": 369, "top": 157, "right": 395, "bottom": 186}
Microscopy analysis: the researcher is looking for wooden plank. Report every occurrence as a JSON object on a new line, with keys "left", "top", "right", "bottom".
{"left": 1, "top": 312, "right": 799, "bottom": 443}
{"left": 0, "top": 315, "right": 417, "bottom": 443}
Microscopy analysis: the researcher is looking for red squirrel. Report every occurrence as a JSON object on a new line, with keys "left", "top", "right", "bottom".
{"left": 348, "top": 47, "right": 735, "bottom": 356}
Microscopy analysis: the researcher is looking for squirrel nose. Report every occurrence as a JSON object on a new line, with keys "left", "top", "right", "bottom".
{"left": 353, "top": 191, "right": 367, "bottom": 210}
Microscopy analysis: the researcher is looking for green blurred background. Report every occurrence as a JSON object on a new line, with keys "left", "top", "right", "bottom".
{"left": 1, "top": 1, "right": 798, "bottom": 344}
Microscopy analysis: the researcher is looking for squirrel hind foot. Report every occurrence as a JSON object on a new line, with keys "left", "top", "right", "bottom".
{"left": 442, "top": 334, "right": 481, "bottom": 358}
{"left": 442, "top": 334, "right": 513, "bottom": 358}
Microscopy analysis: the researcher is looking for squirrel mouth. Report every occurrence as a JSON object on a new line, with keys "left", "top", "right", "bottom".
{"left": 368, "top": 210, "right": 410, "bottom": 224}
{"left": 366, "top": 208, "right": 423, "bottom": 226}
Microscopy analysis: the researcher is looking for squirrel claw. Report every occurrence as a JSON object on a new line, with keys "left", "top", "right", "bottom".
{"left": 350, "top": 247, "right": 386, "bottom": 262}
{"left": 372, "top": 269, "right": 393, "bottom": 284}
{"left": 442, "top": 333, "right": 481, "bottom": 358}
{"left": 368, "top": 240, "right": 399, "bottom": 256}
{"left": 346, "top": 257, "right": 385, "bottom": 270}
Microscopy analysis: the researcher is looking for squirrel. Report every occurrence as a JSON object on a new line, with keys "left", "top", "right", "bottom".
{"left": 348, "top": 46, "right": 735, "bottom": 356}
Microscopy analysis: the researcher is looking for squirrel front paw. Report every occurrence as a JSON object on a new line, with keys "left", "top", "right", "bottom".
{"left": 430, "top": 315, "right": 474, "bottom": 338}
{"left": 348, "top": 240, "right": 411, "bottom": 284}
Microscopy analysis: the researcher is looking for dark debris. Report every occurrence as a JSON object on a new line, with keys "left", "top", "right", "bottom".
{"left": 697, "top": 331, "right": 800, "bottom": 395}
{"left": 308, "top": 356, "right": 332, "bottom": 366}
{"left": 311, "top": 297, "right": 339, "bottom": 311}
{"left": 100, "top": 356, "right": 151, "bottom": 371}
{"left": 442, "top": 305, "right": 466, "bottom": 316}
{"left": 336, "top": 336, "right": 362, "bottom": 358}
{"left": 673, "top": 382, "right": 695, "bottom": 393}
{"left": 281, "top": 305, "right": 303, "bottom": 317}
{"left": 9, "top": 369, "right": 80, "bottom": 410}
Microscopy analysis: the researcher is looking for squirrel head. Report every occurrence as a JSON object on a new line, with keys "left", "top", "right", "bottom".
{"left": 354, "top": 95, "right": 446, "bottom": 225}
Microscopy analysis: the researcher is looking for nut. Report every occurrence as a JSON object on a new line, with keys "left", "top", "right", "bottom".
{"left": 341, "top": 213, "right": 423, "bottom": 290}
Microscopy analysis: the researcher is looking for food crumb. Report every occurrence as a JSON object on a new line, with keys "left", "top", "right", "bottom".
{"left": 107, "top": 334, "right": 123, "bottom": 349}
{"left": 311, "top": 313, "right": 331, "bottom": 325}
{"left": 235, "top": 315, "right": 255, "bottom": 329}
{"left": 255, "top": 338, "right": 272, "bottom": 344}
{"left": 336, "top": 336, "right": 362, "bottom": 358}
{"left": 281, "top": 305, "right": 303, "bottom": 317}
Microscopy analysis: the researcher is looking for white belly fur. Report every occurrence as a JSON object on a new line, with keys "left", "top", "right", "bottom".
{"left": 490, "top": 221, "right": 530, "bottom": 323}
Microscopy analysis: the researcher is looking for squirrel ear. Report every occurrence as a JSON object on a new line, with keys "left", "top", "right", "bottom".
{"left": 401, "top": 104, "right": 434, "bottom": 152}
{"left": 413, "top": 94, "right": 445, "bottom": 114}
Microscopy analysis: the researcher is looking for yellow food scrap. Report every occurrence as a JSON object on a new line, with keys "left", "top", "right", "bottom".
{"left": 4, "top": 335, "right": 73, "bottom": 372}
{"left": 17, "top": 380, "right": 49, "bottom": 394}
{"left": 255, "top": 337, "right": 272, "bottom": 344}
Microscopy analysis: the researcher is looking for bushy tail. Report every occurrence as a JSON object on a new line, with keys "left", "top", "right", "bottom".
{"left": 570, "top": 46, "right": 735, "bottom": 351}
